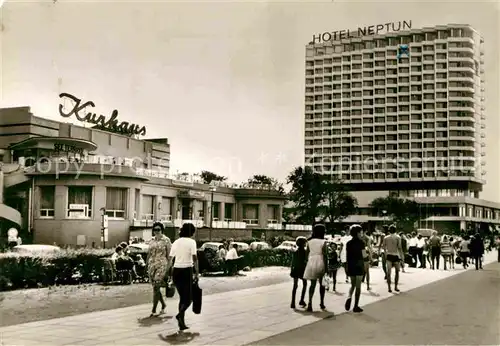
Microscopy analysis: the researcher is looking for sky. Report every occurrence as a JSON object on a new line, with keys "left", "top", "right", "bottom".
{"left": 0, "top": 0, "right": 499, "bottom": 200}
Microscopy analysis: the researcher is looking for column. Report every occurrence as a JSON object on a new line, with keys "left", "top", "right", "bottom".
{"left": 231, "top": 203, "right": 236, "bottom": 221}
{"left": 172, "top": 198, "right": 180, "bottom": 220}
{"left": 54, "top": 185, "right": 67, "bottom": 219}
{"left": 236, "top": 202, "right": 243, "bottom": 221}
{"left": 220, "top": 202, "right": 225, "bottom": 221}
{"left": 278, "top": 204, "right": 283, "bottom": 223}
{"left": 154, "top": 195, "right": 162, "bottom": 221}
{"left": 258, "top": 203, "right": 267, "bottom": 228}
{"left": 127, "top": 188, "right": 135, "bottom": 221}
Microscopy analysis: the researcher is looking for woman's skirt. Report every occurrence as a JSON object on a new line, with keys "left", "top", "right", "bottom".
{"left": 303, "top": 255, "right": 325, "bottom": 280}
{"left": 290, "top": 265, "right": 306, "bottom": 279}
{"left": 148, "top": 261, "right": 168, "bottom": 285}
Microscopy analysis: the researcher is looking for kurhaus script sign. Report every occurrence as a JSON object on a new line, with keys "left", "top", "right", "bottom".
{"left": 58, "top": 93, "right": 147, "bottom": 136}
{"left": 312, "top": 20, "right": 412, "bottom": 44}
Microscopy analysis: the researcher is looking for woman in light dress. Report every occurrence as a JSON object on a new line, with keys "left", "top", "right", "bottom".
{"left": 147, "top": 222, "right": 172, "bottom": 317}
{"left": 303, "top": 224, "right": 328, "bottom": 312}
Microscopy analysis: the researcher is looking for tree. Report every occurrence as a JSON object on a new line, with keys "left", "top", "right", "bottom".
{"left": 320, "top": 176, "right": 358, "bottom": 225}
{"left": 247, "top": 174, "right": 284, "bottom": 193}
{"left": 248, "top": 174, "right": 276, "bottom": 186}
{"left": 370, "top": 195, "right": 420, "bottom": 232}
{"left": 200, "top": 170, "right": 227, "bottom": 184}
{"left": 287, "top": 166, "right": 327, "bottom": 225}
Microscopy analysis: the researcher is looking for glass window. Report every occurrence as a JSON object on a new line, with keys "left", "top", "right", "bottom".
{"left": 40, "top": 186, "right": 55, "bottom": 218}
{"left": 142, "top": 195, "right": 155, "bottom": 221}
{"left": 160, "top": 197, "right": 172, "bottom": 221}
{"left": 242, "top": 204, "right": 259, "bottom": 225}
{"left": 67, "top": 186, "right": 93, "bottom": 218}
{"left": 106, "top": 187, "right": 127, "bottom": 219}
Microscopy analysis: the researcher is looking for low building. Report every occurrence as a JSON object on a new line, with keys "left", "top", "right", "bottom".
{"left": 0, "top": 101, "right": 287, "bottom": 247}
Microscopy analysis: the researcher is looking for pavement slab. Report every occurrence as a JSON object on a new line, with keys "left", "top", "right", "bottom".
{"left": 0, "top": 251, "right": 497, "bottom": 346}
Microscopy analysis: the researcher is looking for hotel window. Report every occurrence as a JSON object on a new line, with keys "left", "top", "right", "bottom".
{"left": 105, "top": 187, "right": 128, "bottom": 219}
{"left": 142, "top": 195, "right": 155, "bottom": 221}
{"left": 39, "top": 186, "right": 55, "bottom": 218}
{"left": 67, "top": 186, "right": 93, "bottom": 218}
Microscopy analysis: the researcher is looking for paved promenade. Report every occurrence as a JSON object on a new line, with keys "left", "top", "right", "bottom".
{"left": 0, "top": 251, "right": 497, "bottom": 346}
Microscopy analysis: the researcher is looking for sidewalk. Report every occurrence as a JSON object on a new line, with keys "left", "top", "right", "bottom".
{"left": 0, "top": 252, "right": 496, "bottom": 346}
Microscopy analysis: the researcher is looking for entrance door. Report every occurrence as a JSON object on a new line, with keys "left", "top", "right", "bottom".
{"left": 181, "top": 199, "right": 191, "bottom": 220}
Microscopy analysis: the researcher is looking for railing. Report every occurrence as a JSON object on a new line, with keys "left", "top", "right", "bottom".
{"left": 212, "top": 221, "right": 247, "bottom": 229}
{"left": 285, "top": 224, "right": 313, "bottom": 231}
{"left": 159, "top": 215, "right": 172, "bottom": 222}
{"left": 268, "top": 223, "right": 283, "bottom": 230}
{"left": 242, "top": 218, "right": 259, "bottom": 225}
{"left": 18, "top": 155, "right": 283, "bottom": 192}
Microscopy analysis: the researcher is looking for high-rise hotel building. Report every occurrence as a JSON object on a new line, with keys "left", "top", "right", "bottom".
{"left": 304, "top": 23, "right": 500, "bottom": 233}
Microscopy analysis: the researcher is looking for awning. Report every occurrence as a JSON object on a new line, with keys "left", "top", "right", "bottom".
{"left": 0, "top": 203, "right": 22, "bottom": 227}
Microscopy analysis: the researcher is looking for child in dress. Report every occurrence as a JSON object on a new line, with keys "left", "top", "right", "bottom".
{"left": 290, "top": 237, "right": 308, "bottom": 309}
{"left": 327, "top": 243, "right": 341, "bottom": 292}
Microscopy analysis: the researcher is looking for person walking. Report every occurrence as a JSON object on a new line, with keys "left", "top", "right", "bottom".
{"left": 361, "top": 229, "right": 373, "bottom": 290}
{"left": 339, "top": 231, "right": 352, "bottom": 283}
{"left": 383, "top": 225, "right": 404, "bottom": 293}
{"left": 440, "top": 235, "right": 453, "bottom": 270}
{"left": 416, "top": 234, "right": 426, "bottom": 268}
{"left": 344, "top": 224, "right": 366, "bottom": 313}
{"left": 303, "top": 224, "right": 328, "bottom": 312}
{"left": 407, "top": 232, "right": 418, "bottom": 268}
{"left": 459, "top": 235, "right": 471, "bottom": 269}
{"left": 168, "top": 223, "right": 199, "bottom": 331}
{"left": 147, "top": 222, "right": 172, "bottom": 317}
{"left": 399, "top": 232, "right": 408, "bottom": 273}
{"left": 429, "top": 231, "right": 442, "bottom": 270}
{"left": 470, "top": 233, "right": 484, "bottom": 270}
{"left": 327, "top": 242, "right": 341, "bottom": 292}
{"left": 290, "top": 237, "right": 308, "bottom": 309}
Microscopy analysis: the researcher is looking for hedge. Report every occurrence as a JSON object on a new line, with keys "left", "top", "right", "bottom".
{"left": 0, "top": 248, "right": 293, "bottom": 292}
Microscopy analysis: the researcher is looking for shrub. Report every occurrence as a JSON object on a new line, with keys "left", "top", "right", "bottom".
{"left": 0, "top": 247, "right": 293, "bottom": 291}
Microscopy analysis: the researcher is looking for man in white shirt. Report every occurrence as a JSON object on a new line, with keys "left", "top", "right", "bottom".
{"left": 416, "top": 234, "right": 426, "bottom": 268}
{"left": 408, "top": 232, "right": 418, "bottom": 268}
{"left": 340, "top": 231, "right": 352, "bottom": 283}
{"left": 225, "top": 243, "right": 240, "bottom": 275}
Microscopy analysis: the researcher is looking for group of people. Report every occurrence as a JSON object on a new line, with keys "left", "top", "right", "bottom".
{"left": 146, "top": 222, "right": 199, "bottom": 331}
{"left": 406, "top": 231, "right": 486, "bottom": 271}
{"left": 216, "top": 241, "right": 242, "bottom": 275}
{"left": 290, "top": 223, "right": 493, "bottom": 314}
{"left": 110, "top": 242, "right": 147, "bottom": 282}
{"left": 290, "top": 223, "right": 377, "bottom": 313}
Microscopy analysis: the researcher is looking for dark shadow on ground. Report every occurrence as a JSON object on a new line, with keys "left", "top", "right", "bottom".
{"left": 137, "top": 315, "right": 173, "bottom": 327}
{"left": 159, "top": 331, "right": 200, "bottom": 344}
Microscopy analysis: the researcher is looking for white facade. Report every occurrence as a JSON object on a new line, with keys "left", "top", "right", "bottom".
{"left": 304, "top": 24, "right": 485, "bottom": 188}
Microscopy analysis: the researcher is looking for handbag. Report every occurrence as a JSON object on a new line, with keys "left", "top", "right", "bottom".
{"left": 165, "top": 280, "right": 176, "bottom": 298}
{"left": 455, "top": 256, "right": 462, "bottom": 264}
{"left": 192, "top": 279, "right": 202, "bottom": 314}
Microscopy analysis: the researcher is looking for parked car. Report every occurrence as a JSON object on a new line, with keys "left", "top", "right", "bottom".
{"left": 128, "top": 243, "right": 149, "bottom": 253}
{"left": 249, "top": 241, "right": 271, "bottom": 251}
{"left": 275, "top": 240, "right": 297, "bottom": 251}
{"left": 11, "top": 244, "right": 61, "bottom": 255}
{"left": 199, "top": 242, "right": 224, "bottom": 252}
{"left": 230, "top": 242, "right": 250, "bottom": 251}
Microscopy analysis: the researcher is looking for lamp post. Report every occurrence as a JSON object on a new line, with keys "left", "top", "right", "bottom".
{"left": 209, "top": 183, "right": 217, "bottom": 241}
{"left": 100, "top": 207, "right": 108, "bottom": 248}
